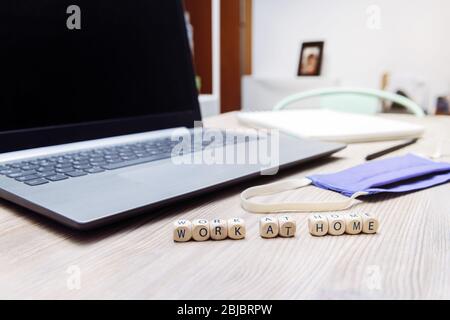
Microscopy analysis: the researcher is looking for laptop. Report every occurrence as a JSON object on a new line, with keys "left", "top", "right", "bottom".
{"left": 0, "top": 0, "right": 345, "bottom": 230}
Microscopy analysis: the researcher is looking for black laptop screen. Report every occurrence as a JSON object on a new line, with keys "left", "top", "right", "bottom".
{"left": 0, "top": 0, "right": 199, "bottom": 136}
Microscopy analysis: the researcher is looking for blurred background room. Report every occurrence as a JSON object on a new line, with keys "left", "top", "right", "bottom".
{"left": 183, "top": 0, "right": 450, "bottom": 117}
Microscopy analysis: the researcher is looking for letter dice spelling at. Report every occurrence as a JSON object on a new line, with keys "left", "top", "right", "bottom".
{"left": 278, "top": 215, "right": 296, "bottom": 238}
{"left": 260, "top": 216, "right": 279, "bottom": 238}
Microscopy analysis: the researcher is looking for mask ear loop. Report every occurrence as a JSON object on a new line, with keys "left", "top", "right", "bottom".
{"left": 240, "top": 178, "right": 369, "bottom": 213}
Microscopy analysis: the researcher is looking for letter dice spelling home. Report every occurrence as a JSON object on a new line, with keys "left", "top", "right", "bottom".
{"left": 308, "top": 214, "right": 328, "bottom": 236}
{"left": 327, "top": 214, "right": 346, "bottom": 236}
{"left": 308, "top": 213, "right": 379, "bottom": 237}
{"left": 173, "top": 219, "right": 193, "bottom": 242}
{"left": 345, "top": 213, "right": 363, "bottom": 235}
{"left": 360, "top": 212, "right": 379, "bottom": 234}
{"left": 228, "top": 218, "right": 246, "bottom": 240}
{"left": 259, "top": 216, "right": 279, "bottom": 238}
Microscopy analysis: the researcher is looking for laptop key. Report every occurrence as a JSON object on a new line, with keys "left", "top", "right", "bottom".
{"left": 6, "top": 172, "right": 23, "bottom": 178}
{"left": 20, "top": 165, "right": 39, "bottom": 171}
{"left": 37, "top": 166, "right": 55, "bottom": 172}
{"left": 73, "top": 160, "right": 90, "bottom": 165}
{"left": 7, "top": 170, "right": 37, "bottom": 178}
{"left": 85, "top": 167, "right": 105, "bottom": 174}
{"left": 16, "top": 174, "right": 41, "bottom": 182}
{"left": 46, "top": 174, "right": 69, "bottom": 182}
{"left": 25, "top": 178, "right": 49, "bottom": 186}
{"left": 37, "top": 170, "right": 58, "bottom": 176}
{"left": 65, "top": 171, "right": 88, "bottom": 177}
{"left": 37, "top": 161, "right": 55, "bottom": 167}
{"left": 74, "top": 164, "right": 92, "bottom": 170}
{"left": 106, "top": 158, "right": 122, "bottom": 164}
{"left": 0, "top": 168, "right": 21, "bottom": 175}
{"left": 105, "top": 156, "right": 120, "bottom": 161}
{"left": 121, "top": 156, "right": 138, "bottom": 161}
{"left": 56, "top": 167, "right": 75, "bottom": 173}
{"left": 56, "top": 163, "right": 73, "bottom": 169}
{"left": 90, "top": 162, "right": 107, "bottom": 167}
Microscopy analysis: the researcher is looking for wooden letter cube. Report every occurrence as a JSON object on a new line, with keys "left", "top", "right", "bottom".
{"left": 327, "top": 214, "right": 346, "bottom": 236}
{"left": 260, "top": 216, "right": 279, "bottom": 238}
{"left": 361, "top": 212, "right": 379, "bottom": 234}
{"left": 192, "top": 219, "right": 210, "bottom": 241}
{"left": 278, "top": 215, "right": 296, "bottom": 238}
{"left": 308, "top": 214, "right": 328, "bottom": 236}
{"left": 173, "top": 219, "right": 192, "bottom": 242}
{"left": 210, "top": 218, "right": 228, "bottom": 240}
{"left": 228, "top": 218, "right": 246, "bottom": 240}
{"left": 345, "top": 213, "right": 363, "bottom": 235}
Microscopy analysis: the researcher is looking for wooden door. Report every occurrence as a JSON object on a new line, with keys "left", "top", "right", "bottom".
{"left": 184, "top": 0, "right": 253, "bottom": 113}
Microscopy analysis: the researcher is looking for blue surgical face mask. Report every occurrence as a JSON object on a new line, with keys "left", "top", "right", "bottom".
{"left": 241, "top": 154, "right": 450, "bottom": 213}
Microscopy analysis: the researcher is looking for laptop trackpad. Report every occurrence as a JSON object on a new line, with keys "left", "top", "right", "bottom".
{"left": 118, "top": 161, "right": 257, "bottom": 196}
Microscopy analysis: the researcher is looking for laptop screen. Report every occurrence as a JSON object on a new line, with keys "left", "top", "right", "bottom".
{"left": 0, "top": 0, "right": 200, "bottom": 152}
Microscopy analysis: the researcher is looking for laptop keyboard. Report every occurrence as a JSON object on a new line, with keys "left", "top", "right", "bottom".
{"left": 0, "top": 133, "right": 254, "bottom": 186}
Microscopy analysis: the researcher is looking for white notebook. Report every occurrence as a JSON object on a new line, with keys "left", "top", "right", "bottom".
{"left": 237, "top": 109, "right": 424, "bottom": 143}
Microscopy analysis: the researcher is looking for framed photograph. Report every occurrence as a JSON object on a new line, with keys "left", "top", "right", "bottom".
{"left": 297, "top": 41, "right": 324, "bottom": 76}
{"left": 436, "top": 96, "right": 450, "bottom": 115}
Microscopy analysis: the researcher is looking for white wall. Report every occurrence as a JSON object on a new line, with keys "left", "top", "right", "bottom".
{"left": 252, "top": 0, "right": 450, "bottom": 112}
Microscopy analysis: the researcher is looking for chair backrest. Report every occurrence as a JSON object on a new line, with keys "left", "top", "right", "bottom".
{"left": 274, "top": 87, "right": 425, "bottom": 117}
{"left": 319, "top": 95, "right": 379, "bottom": 114}
{"left": 241, "top": 76, "right": 339, "bottom": 111}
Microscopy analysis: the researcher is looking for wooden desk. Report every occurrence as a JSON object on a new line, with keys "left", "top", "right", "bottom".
{"left": 1, "top": 113, "right": 449, "bottom": 299}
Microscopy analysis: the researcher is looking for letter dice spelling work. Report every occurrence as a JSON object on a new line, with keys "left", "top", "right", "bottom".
{"left": 327, "top": 214, "right": 346, "bottom": 236}
{"left": 345, "top": 213, "right": 363, "bottom": 235}
{"left": 228, "top": 218, "right": 246, "bottom": 240}
{"left": 278, "top": 215, "right": 296, "bottom": 238}
{"left": 173, "top": 219, "right": 193, "bottom": 242}
{"left": 360, "top": 212, "right": 379, "bottom": 234}
{"left": 260, "top": 216, "right": 279, "bottom": 238}
{"left": 308, "top": 214, "right": 328, "bottom": 236}
{"left": 192, "top": 219, "right": 210, "bottom": 241}
{"left": 210, "top": 219, "right": 228, "bottom": 240}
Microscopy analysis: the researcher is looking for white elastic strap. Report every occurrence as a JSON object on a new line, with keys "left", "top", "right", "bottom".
{"left": 240, "top": 178, "right": 368, "bottom": 213}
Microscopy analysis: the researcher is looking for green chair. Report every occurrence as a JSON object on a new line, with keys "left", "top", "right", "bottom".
{"left": 273, "top": 87, "right": 425, "bottom": 117}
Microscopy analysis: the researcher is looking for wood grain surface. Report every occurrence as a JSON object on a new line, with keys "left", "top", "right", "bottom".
{"left": 0, "top": 112, "right": 449, "bottom": 299}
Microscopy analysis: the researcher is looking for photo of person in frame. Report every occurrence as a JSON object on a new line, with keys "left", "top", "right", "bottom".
{"left": 298, "top": 41, "right": 324, "bottom": 76}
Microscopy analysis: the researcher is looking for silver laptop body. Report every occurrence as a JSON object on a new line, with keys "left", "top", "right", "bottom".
{"left": 0, "top": 1, "right": 344, "bottom": 230}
